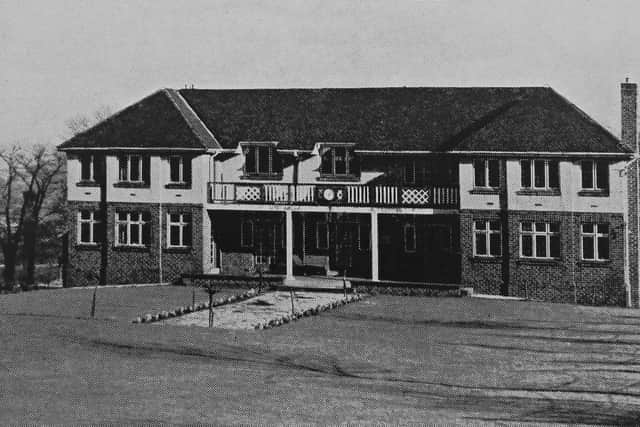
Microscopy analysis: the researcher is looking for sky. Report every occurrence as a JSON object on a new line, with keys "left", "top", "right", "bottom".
{"left": 1, "top": 0, "right": 640, "bottom": 146}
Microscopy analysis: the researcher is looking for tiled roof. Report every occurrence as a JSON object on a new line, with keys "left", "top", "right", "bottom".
{"left": 58, "top": 90, "right": 219, "bottom": 151}
{"left": 59, "top": 86, "right": 629, "bottom": 154}
{"left": 180, "top": 87, "right": 627, "bottom": 153}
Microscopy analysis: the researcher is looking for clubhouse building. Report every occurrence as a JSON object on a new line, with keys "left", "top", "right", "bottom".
{"left": 58, "top": 83, "right": 640, "bottom": 307}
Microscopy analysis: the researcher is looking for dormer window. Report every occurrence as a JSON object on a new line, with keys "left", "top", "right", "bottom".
{"left": 243, "top": 144, "right": 281, "bottom": 177}
{"left": 80, "top": 154, "right": 95, "bottom": 182}
{"left": 320, "top": 144, "right": 358, "bottom": 178}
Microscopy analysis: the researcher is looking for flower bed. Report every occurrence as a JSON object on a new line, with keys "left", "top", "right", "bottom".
{"left": 132, "top": 288, "right": 260, "bottom": 324}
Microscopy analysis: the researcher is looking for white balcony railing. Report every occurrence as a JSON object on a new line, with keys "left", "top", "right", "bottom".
{"left": 209, "top": 182, "right": 459, "bottom": 208}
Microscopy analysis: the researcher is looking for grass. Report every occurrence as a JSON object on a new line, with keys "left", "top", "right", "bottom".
{"left": 1, "top": 288, "right": 640, "bottom": 425}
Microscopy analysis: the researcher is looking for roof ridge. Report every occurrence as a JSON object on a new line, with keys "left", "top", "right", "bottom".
{"left": 162, "top": 89, "right": 221, "bottom": 149}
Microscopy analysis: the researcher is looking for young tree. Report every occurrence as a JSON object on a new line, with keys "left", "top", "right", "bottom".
{"left": 0, "top": 146, "right": 25, "bottom": 289}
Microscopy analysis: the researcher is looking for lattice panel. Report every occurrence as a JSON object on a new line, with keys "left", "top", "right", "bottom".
{"left": 236, "top": 186, "right": 262, "bottom": 201}
{"left": 401, "top": 188, "right": 430, "bottom": 205}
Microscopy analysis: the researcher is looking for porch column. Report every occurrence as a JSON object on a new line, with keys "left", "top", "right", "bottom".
{"left": 285, "top": 210, "right": 294, "bottom": 279}
{"left": 371, "top": 211, "right": 379, "bottom": 281}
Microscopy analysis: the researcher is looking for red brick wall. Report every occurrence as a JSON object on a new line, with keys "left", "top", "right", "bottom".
{"left": 66, "top": 201, "right": 204, "bottom": 286}
{"left": 461, "top": 209, "right": 627, "bottom": 306}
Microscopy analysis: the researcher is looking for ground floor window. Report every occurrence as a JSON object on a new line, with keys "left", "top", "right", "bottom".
{"left": 77, "top": 210, "right": 101, "bottom": 244}
{"left": 115, "top": 212, "right": 150, "bottom": 246}
{"left": 167, "top": 213, "right": 192, "bottom": 248}
{"left": 581, "top": 223, "right": 609, "bottom": 261}
{"left": 473, "top": 220, "right": 501, "bottom": 257}
{"left": 316, "top": 222, "right": 329, "bottom": 250}
{"left": 520, "top": 222, "right": 560, "bottom": 259}
{"left": 403, "top": 223, "right": 416, "bottom": 253}
{"left": 240, "top": 219, "right": 254, "bottom": 248}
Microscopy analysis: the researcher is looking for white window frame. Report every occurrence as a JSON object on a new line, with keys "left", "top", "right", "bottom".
{"left": 244, "top": 145, "right": 274, "bottom": 175}
{"left": 115, "top": 212, "right": 146, "bottom": 247}
{"left": 520, "top": 222, "right": 560, "bottom": 259}
{"left": 581, "top": 223, "right": 609, "bottom": 261}
{"left": 403, "top": 223, "right": 417, "bottom": 253}
{"left": 240, "top": 219, "right": 254, "bottom": 248}
{"left": 119, "top": 155, "right": 144, "bottom": 183}
{"left": 581, "top": 160, "right": 608, "bottom": 191}
{"left": 473, "top": 159, "right": 499, "bottom": 188}
{"left": 521, "top": 159, "right": 559, "bottom": 190}
{"left": 473, "top": 220, "right": 501, "bottom": 257}
{"left": 77, "top": 210, "right": 99, "bottom": 244}
{"left": 168, "top": 156, "right": 185, "bottom": 184}
{"left": 167, "top": 213, "right": 190, "bottom": 248}
{"left": 321, "top": 145, "right": 355, "bottom": 176}
{"left": 79, "top": 154, "right": 95, "bottom": 182}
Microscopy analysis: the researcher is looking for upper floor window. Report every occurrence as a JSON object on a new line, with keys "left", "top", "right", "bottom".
{"left": 77, "top": 210, "right": 102, "bottom": 244}
{"left": 118, "top": 154, "right": 149, "bottom": 184}
{"left": 473, "top": 220, "right": 501, "bottom": 257}
{"left": 320, "top": 145, "right": 357, "bottom": 177}
{"left": 473, "top": 159, "right": 499, "bottom": 188}
{"left": 581, "top": 223, "right": 609, "bottom": 261}
{"left": 520, "top": 222, "right": 560, "bottom": 259}
{"left": 243, "top": 145, "right": 280, "bottom": 177}
{"left": 581, "top": 160, "right": 609, "bottom": 191}
{"left": 404, "top": 160, "right": 416, "bottom": 184}
{"left": 169, "top": 156, "right": 191, "bottom": 185}
{"left": 115, "top": 212, "right": 151, "bottom": 246}
{"left": 80, "top": 154, "right": 95, "bottom": 182}
{"left": 521, "top": 160, "right": 559, "bottom": 190}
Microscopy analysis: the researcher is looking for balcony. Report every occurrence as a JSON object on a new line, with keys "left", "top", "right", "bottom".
{"left": 209, "top": 182, "right": 459, "bottom": 209}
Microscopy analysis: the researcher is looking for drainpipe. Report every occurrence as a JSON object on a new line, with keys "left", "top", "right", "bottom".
{"left": 159, "top": 202, "right": 163, "bottom": 284}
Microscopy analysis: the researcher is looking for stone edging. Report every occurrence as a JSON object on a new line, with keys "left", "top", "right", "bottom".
{"left": 252, "top": 293, "right": 365, "bottom": 330}
{"left": 131, "top": 288, "right": 261, "bottom": 324}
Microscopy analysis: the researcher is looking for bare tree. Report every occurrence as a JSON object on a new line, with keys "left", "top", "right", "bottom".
{"left": 17, "top": 146, "right": 65, "bottom": 286}
{"left": 64, "top": 105, "right": 112, "bottom": 137}
{"left": 0, "top": 146, "right": 27, "bottom": 289}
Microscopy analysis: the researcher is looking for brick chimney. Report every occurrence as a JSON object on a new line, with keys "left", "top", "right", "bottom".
{"left": 623, "top": 79, "right": 640, "bottom": 307}
{"left": 621, "top": 78, "right": 638, "bottom": 153}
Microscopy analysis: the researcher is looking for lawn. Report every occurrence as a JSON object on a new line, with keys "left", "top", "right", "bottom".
{"left": 1, "top": 288, "right": 640, "bottom": 425}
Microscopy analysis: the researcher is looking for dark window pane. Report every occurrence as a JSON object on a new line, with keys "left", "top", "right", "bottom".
{"left": 550, "top": 235, "right": 560, "bottom": 258}
{"left": 488, "top": 160, "right": 499, "bottom": 187}
{"left": 489, "top": 221, "right": 500, "bottom": 231}
{"left": 183, "top": 219, "right": 192, "bottom": 247}
{"left": 80, "top": 222, "right": 91, "bottom": 242}
{"left": 521, "top": 160, "right": 531, "bottom": 187}
{"left": 80, "top": 210, "right": 91, "bottom": 220}
{"left": 130, "top": 156, "right": 140, "bottom": 181}
{"left": 534, "top": 160, "right": 546, "bottom": 187}
{"left": 473, "top": 160, "right": 485, "bottom": 187}
{"left": 169, "top": 213, "right": 179, "bottom": 223}
{"left": 169, "top": 157, "right": 181, "bottom": 182}
{"left": 170, "top": 225, "right": 180, "bottom": 246}
{"left": 141, "top": 212, "right": 151, "bottom": 223}
{"left": 522, "top": 235, "right": 533, "bottom": 256}
{"left": 118, "top": 223, "right": 127, "bottom": 244}
{"left": 80, "top": 155, "right": 92, "bottom": 180}
{"left": 549, "top": 223, "right": 560, "bottom": 233}
{"left": 548, "top": 161, "right": 559, "bottom": 188}
{"left": 583, "top": 236, "right": 594, "bottom": 259}
{"left": 321, "top": 149, "right": 333, "bottom": 174}
{"left": 130, "top": 224, "right": 140, "bottom": 244}
{"left": 258, "top": 147, "right": 270, "bottom": 174}
{"left": 118, "top": 156, "right": 127, "bottom": 181}
{"left": 241, "top": 221, "right": 253, "bottom": 247}
{"left": 475, "top": 232, "right": 487, "bottom": 255}
{"left": 581, "top": 160, "right": 593, "bottom": 189}
{"left": 521, "top": 222, "right": 532, "bottom": 232}
{"left": 598, "top": 224, "right": 608, "bottom": 234}
{"left": 474, "top": 220, "right": 485, "bottom": 230}
{"left": 245, "top": 147, "right": 256, "bottom": 174}
{"left": 535, "top": 222, "right": 546, "bottom": 232}
{"left": 335, "top": 148, "right": 347, "bottom": 175}
{"left": 598, "top": 236, "right": 609, "bottom": 260}
{"left": 489, "top": 233, "right": 501, "bottom": 256}
{"left": 535, "top": 236, "right": 547, "bottom": 257}
{"left": 93, "top": 221, "right": 103, "bottom": 243}
{"left": 118, "top": 212, "right": 127, "bottom": 221}
{"left": 582, "top": 223, "right": 593, "bottom": 233}
{"left": 596, "top": 161, "right": 609, "bottom": 190}
{"left": 405, "top": 225, "right": 416, "bottom": 252}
